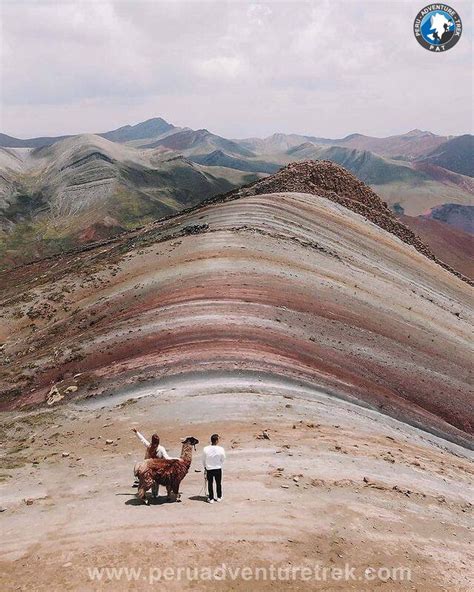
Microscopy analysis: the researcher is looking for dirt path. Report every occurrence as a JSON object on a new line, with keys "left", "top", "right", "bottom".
{"left": 1, "top": 388, "right": 472, "bottom": 591}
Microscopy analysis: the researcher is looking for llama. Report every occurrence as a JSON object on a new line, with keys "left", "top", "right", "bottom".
{"left": 133, "top": 436, "right": 199, "bottom": 504}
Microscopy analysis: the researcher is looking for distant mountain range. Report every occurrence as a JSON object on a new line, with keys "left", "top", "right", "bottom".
{"left": 0, "top": 117, "right": 177, "bottom": 148}
{"left": 416, "top": 135, "right": 474, "bottom": 177}
{"left": 0, "top": 134, "right": 255, "bottom": 267}
{"left": 0, "top": 117, "right": 472, "bottom": 270}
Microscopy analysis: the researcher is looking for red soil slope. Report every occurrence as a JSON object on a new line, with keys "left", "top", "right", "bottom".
{"left": 400, "top": 215, "right": 474, "bottom": 280}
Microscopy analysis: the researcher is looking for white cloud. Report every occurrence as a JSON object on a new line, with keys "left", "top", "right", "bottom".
{"left": 0, "top": 0, "right": 472, "bottom": 138}
{"left": 194, "top": 56, "right": 245, "bottom": 80}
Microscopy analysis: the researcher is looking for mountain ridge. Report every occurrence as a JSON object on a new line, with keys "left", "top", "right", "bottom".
{"left": 1, "top": 117, "right": 472, "bottom": 274}
{"left": 0, "top": 118, "right": 461, "bottom": 156}
{"left": 223, "top": 160, "right": 472, "bottom": 284}
{"left": 2, "top": 159, "right": 470, "bottom": 286}
{"left": 1, "top": 177, "right": 471, "bottom": 449}
{"left": 417, "top": 135, "right": 474, "bottom": 177}
{"left": 0, "top": 133, "right": 251, "bottom": 268}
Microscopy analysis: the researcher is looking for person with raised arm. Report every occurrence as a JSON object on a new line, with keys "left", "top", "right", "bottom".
{"left": 131, "top": 428, "right": 179, "bottom": 495}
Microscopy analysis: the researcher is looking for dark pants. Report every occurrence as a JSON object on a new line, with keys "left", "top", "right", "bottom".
{"left": 207, "top": 468, "right": 222, "bottom": 500}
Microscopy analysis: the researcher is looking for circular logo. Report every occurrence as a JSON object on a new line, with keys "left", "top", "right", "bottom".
{"left": 414, "top": 4, "right": 462, "bottom": 51}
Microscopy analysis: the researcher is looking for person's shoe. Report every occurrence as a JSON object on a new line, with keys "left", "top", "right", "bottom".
{"left": 216, "top": 497, "right": 222, "bottom": 502}
{"left": 207, "top": 498, "right": 214, "bottom": 504}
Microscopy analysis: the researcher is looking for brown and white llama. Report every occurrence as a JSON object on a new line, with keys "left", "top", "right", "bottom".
{"left": 133, "top": 436, "right": 199, "bottom": 504}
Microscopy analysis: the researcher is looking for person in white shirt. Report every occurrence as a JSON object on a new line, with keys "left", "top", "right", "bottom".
{"left": 202, "top": 434, "right": 226, "bottom": 503}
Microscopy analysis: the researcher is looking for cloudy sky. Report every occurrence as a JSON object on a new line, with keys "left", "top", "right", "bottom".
{"left": 0, "top": 0, "right": 472, "bottom": 139}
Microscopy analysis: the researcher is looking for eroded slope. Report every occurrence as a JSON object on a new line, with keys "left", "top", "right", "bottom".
{"left": 0, "top": 189, "right": 472, "bottom": 447}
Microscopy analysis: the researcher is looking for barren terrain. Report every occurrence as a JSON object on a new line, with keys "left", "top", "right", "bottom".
{"left": 1, "top": 171, "right": 472, "bottom": 591}
{"left": 1, "top": 185, "right": 472, "bottom": 446}
{"left": 1, "top": 387, "right": 473, "bottom": 591}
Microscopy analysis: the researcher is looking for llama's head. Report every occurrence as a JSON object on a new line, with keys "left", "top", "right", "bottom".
{"left": 179, "top": 436, "right": 199, "bottom": 463}
{"left": 180, "top": 436, "right": 199, "bottom": 449}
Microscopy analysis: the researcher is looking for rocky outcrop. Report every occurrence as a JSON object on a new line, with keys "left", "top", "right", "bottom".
{"left": 422, "top": 203, "right": 473, "bottom": 234}
{"left": 223, "top": 161, "right": 472, "bottom": 284}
